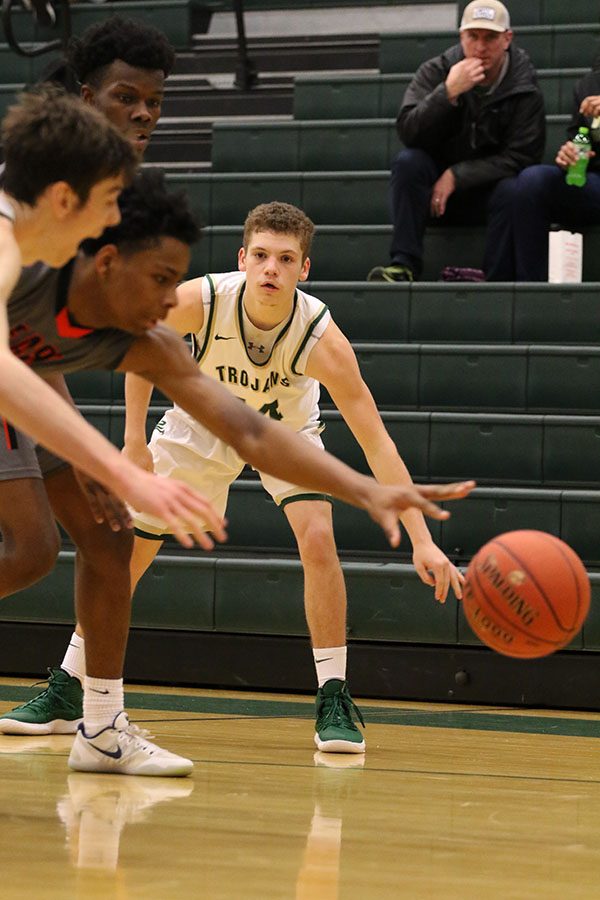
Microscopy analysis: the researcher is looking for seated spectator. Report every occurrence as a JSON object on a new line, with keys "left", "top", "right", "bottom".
{"left": 367, "top": 0, "right": 545, "bottom": 283}
{"left": 490, "top": 68, "right": 600, "bottom": 281}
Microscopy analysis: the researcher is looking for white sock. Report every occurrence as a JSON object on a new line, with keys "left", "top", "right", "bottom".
{"left": 83, "top": 677, "right": 124, "bottom": 734}
{"left": 313, "top": 646, "right": 347, "bottom": 687}
{"left": 61, "top": 632, "right": 86, "bottom": 683}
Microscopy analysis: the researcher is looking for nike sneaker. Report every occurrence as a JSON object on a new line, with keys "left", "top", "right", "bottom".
{"left": 314, "top": 679, "right": 366, "bottom": 753}
{"left": 68, "top": 711, "right": 193, "bottom": 777}
{"left": 0, "top": 667, "right": 83, "bottom": 735}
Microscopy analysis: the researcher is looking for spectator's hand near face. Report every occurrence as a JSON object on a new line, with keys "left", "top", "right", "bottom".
{"left": 555, "top": 139, "right": 595, "bottom": 170}
{"left": 579, "top": 95, "right": 600, "bottom": 118}
{"left": 445, "top": 58, "right": 486, "bottom": 103}
{"left": 430, "top": 168, "right": 456, "bottom": 217}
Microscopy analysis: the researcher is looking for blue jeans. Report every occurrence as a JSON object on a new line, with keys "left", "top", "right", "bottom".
{"left": 388, "top": 147, "right": 512, "bottom": 279}
{"left": 492, "top": 164, "right": 600, "bottom": 281}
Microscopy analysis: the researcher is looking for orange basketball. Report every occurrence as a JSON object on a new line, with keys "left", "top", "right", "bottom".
{"left": 463, "top": 530, "right": 590, "bottom": 659}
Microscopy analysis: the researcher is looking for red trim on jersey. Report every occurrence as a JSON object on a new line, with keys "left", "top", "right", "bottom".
{"left": 2, "top": 418, "right": 16, "bottom": 450}
{"left": 55, "top": 307, "right": 93, "bottom": 338}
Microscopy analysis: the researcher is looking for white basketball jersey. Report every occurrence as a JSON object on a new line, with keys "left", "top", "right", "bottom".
{"left": 173, "top": 271, "right": 331, "bottom": 435}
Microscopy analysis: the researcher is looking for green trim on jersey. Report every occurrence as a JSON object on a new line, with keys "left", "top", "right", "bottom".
{"left": 279, "top": 492, "right": 333, "bottom": 508}
{"left": 193, "top": 274, "right": 217, "bottom": 364}
{"left": 290, "top": 303, "right": 329, "bottom": 376}
{"left": 236, "top": 283, "right": 297, "bottom": 368}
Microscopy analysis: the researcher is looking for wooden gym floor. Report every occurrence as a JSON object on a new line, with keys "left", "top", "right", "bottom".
{"left": 1, "top": 678, "right": 600, "bottom": 900}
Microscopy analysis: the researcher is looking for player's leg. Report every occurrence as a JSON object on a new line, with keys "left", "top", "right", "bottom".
{"left": 42, "top": 463, "right": 193, "bottom": 775}
{"left": 282, "top": 498, "right": 365, "bottom": 754}
{"left": 130, "top": 531, "right": 164, "bottom": 595}
{"left": 0, "top": 430, "right": 66, "bottom": 735}
{"left": 260, "top": 422, "right": 366, "bottom": 754}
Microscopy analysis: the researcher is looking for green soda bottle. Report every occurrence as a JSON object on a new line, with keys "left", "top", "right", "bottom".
{"left": 566, "top": 126, "right": 591, "bottom": 187}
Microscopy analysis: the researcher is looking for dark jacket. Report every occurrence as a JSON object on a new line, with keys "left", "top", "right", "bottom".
{"left": 567, "top": 70, "right": 600, "bottom": 173}
{"left": 397, "top": 43, "right": 545, "bottom": 191}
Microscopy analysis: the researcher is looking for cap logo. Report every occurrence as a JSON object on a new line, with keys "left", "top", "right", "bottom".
{"left": 471, "top": 7, "right": 496, "bottom": 20}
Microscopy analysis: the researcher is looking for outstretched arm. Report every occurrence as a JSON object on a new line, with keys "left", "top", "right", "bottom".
{"left": 118, "top": 326, "right": 475, "bottom": 546}
{"left": 0, "top": 239, "right": 224, "bottom": 547}
{"left": 306, "top": 320, "right": 465, "bottom": 601}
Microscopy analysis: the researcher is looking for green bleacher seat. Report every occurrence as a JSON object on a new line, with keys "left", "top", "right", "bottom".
{"left": 211, "top": 558, "right": 458, "bottom": 642}
{"left": 379, "top": 26, "right": 600, "bottom": 74}
{"left": 215, "top": 558, "right": 308, "bottom": 636}
{"left": 581, "top": 575, "right": 600, "bottom": 650}
{"left": 410, "top": 283, "right": 513, "bottom": 343}
{"left": 430, "top": 413, "right": 544, "bottom": 485}
{"left": 293, "top": 69, "right": 585, "bottom": 121}
{"left": 8, "top": 548, "right": 598, "bottom": 650}
{"left": 133, "top": 555, "right": 216, "bottom": 629}
{"left": 561, "top": 491, "right": 600, "bottom": 566}
{"left": 169, "top": 171, "right": 389, "bottom": 227}
{"left": 321, "top": 409, "right": 430, "bottom": 477}
{"left": 65, "top": 370, "right": 115, "bottom": 404}
{"left": 419, "top": 345, "right": 528, "bottom": 411}
{"left": 211, "top": 122, "right": 301, "bottom": 172}
{"left": 211, "top": 120, "right": 396, "bottom": 172}
{"left": 211, "top": 117, "right": 566, "bottom": 178}
{"left": 0, "top": 551, "right": 76, "bottom": 624}
{"left": 304, "top": 282, "right": 600, "bottom": 345}
{"left": 440, "top": 487, "right": 562, "bottom": 560}
{"left": 303, "top": 282, "right": 410, "bottom": 342}
{"left": 100, "top": 404, "right": 600, "bottom": 490}
{"left": 543, "top": 416, "right": 600, "bottom": 486}
{"left": 1, "top": 1, "right": 197, "bottom": 48}
{"left": 528, "top": 346, "right": 600, "bottom": 412}
{"left": 513, "top": 284, "right": 600, "bottom": 344}
{"left": 341, "top": 342, "right": 419, "bottom": 408}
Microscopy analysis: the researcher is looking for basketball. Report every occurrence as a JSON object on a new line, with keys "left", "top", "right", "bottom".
{"left": 463, "top": 530, "right": 591, "bottom": 659}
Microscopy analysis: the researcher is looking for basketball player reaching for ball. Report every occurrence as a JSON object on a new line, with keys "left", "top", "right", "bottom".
{"left": 121, "top": 202, "right": 465, "bottom": 755}
{"left": 0, "top": 88, "right": 212, "bottom": 534}
{"left": 0, "top": 178, "right": 473, "bottom": 773}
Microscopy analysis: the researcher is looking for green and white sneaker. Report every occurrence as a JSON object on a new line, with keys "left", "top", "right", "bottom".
{"left": 314, "top": 679, "right": 366, "bottom": 754}
{"left": 0, "top": 667, "right": 83, "bottom": 735}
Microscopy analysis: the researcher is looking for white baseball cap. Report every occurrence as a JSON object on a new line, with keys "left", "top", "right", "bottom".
{"left": 460, "top": 1, "right": 510, "bottom": 33}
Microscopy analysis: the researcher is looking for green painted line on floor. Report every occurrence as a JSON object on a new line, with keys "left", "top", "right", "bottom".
{"left": 1, "top": 683, "right": 600, "bottom": 738}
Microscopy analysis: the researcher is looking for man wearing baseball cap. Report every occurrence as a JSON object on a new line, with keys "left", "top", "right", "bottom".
{"left": 368, "top": 0, "right": 545, "bottom": 283}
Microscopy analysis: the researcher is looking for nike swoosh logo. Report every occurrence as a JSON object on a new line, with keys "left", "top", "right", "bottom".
{"left": 315, "top": 657, "right": 333, "bottom": 664}
{"left": 89, "top": 743, "right": 122, "bottom": 759}
{"left": 90, "top": 688, "right": 110, "bottom": 694}
{"left": 215, "top": 334, "right": 235, "bottom": 341}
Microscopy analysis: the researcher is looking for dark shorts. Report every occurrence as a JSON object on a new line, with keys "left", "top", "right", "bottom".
{"left": 0, "top": 419, "right": 69, "bottom": 481}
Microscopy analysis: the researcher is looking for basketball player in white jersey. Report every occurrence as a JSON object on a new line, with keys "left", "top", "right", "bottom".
{"left": 124, "top": 202, "right": 465, "bottom": 753}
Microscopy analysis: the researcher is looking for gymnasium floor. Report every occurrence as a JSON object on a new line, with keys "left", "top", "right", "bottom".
{"left": 1, "top": 680, "right": 600, "bottom": 899}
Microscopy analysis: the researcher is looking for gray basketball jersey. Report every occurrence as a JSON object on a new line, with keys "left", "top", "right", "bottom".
{"left": 7, "top": 259, "right": 134, "bottom": 374}
{"left": 0, "top": 260, "right": 134, "bottom": 480}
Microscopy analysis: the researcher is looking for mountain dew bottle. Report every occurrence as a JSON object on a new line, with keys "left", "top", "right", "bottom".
{"left": 566, "top": 127, "right": 591, "bottom": 187}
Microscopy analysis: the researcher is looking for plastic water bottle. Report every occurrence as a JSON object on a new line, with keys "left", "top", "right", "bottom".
{"left": 566, "top": 127, "right": 591, "bottom": 187}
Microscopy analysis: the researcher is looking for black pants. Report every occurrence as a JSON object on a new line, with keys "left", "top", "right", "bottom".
{"left": 489, "top": 164, "right": 600, "bottom": 281}
{"left": 388, "top": 147, "right": 515, "bottom": 280}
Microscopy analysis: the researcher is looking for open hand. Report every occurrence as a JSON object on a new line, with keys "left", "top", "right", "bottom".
{"left": 365, "top": 480, "right": 476, "bottom": 548}
{"left": 413, "top": 543, "right": 464, "bottom": 604}
{"left": 123, "top": 468, "right": 227, "bottom": 550}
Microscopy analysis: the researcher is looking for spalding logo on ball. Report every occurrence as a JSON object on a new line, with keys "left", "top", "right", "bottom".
{"left": 463, "top": 530, "right": 590, "bottom": 659}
